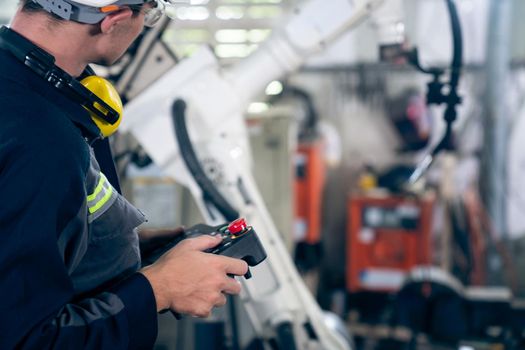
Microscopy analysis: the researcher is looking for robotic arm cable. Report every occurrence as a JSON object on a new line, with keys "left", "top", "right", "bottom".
{"left": 171, "top": 99, "right": 240, "bottom": 222}
{"left": 407, "top": 0, "right": 464, "bottom": 185}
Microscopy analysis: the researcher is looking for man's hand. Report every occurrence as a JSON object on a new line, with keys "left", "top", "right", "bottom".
{"left": 140, "top": 235, "right": 249, "bottom": 317}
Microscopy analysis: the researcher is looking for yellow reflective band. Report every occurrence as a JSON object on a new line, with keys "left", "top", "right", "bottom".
{"left": 88, "top": 184, "right": 113, "bottom": 214}
{"left": 87, "top": 173, "right": 107, "bottom": 202}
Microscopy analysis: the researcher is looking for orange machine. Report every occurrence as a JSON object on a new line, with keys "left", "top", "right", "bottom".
{"left": 347, "top": 194, "right": 433, "bottom": 293}
{"left": 294, "top": 139, "right": 326, "bottom": 246}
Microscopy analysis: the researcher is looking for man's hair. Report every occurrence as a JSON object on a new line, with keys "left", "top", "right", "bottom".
{"left": 20, "top": 0, "right": 45, "bottom": 13}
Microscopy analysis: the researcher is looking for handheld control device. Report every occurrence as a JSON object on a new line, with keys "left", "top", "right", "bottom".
{"left": 144, "top": 218, "right": 267, "bottom": 279}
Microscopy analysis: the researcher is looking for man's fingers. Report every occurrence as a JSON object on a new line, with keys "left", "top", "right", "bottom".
{"left": 215, "top": 293, "right": 227, "bottom": 307}
{"left": 221, "top": 278, "right": 242, "bottom": 295}
{"left": 220, "top": 256, "right": 249, "bottom": 276}
{"left": 205, "top": 255, "right": 249, "bottom": 276}
{"left": 185, "top": 235, "right": 223, "bottom": 251}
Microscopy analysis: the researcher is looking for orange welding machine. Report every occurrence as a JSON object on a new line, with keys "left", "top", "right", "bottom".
{"left": 346, "top": 194, "right": 434, "bottom": 293}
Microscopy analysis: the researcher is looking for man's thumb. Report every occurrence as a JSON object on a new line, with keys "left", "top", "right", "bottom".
{"left": 188, "top": 234, "right": 223, "bottom": 251}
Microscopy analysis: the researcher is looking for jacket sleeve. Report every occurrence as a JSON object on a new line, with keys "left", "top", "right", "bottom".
{"left": 0, "top": 115, "right": 158, "bottom": 349}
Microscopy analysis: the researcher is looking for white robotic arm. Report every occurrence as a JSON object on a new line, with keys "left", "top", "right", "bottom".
{"left": 120, "top": 1, "right": 405, "bottom": 349}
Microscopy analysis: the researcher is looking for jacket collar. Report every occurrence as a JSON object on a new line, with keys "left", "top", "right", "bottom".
{"left": 0, "top": 31, "right": 102, "bottom": 141}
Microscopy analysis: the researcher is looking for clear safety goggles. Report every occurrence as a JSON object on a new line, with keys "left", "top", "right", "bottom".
{"left": 127, "top": 0, "right": 163, "bottom": 27}
{"left": 128, "top": 0, "right": 190, "bottom": 27}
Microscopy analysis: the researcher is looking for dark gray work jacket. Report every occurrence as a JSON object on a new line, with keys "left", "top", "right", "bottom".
{"left": 0, "top": 43, "right": 158, "bottom": 349}
{"left": 69, "top": 148, "right": 146, "bottom": 295}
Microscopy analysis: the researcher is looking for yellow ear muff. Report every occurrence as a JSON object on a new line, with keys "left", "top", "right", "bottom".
{"left": 80, "top": 76, "right": 123, "bottom": 138}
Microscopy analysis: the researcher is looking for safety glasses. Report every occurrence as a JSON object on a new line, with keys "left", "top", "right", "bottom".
{"left": 118, "top": 0, "right": 193, "bottom": 27}
{"left": 142, "top": 0, "right": 194, "bottom": 26}
{"left": 128, "top": 0, "right": 165, "bottom": 27}
{"left": 143, "top": 1, "right": 165, "bottom": 28}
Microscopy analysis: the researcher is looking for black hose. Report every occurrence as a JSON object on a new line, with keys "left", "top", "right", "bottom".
{"left": 407, "top": 0, "right": 464, "bottom": 184}
{"left": 446, "top": 0, "right": 463, "bottom": 90}
{"left": 227, "top": 295, "right": 240, "bottom": 350}
{"left": 276, "top": 322, "right": 297, "bottom": 350}
{"left": 171, "top": 99, "right": 239, "bottom": 222}
{"left": 270, "top": 85, "right": 319, "bottom": 138}
{"left": 172, "top": 99, "right": 243, "bottom": 349}
{"left": 442, "top": 0, "right": 463, "bottom": 129}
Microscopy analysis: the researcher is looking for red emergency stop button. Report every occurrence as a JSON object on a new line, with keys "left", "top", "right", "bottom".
{"left": 229, "top": 218, "right": 247, "bottom": 235}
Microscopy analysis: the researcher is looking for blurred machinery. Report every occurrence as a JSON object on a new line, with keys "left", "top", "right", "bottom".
{"left": 107, "top": 0, "right": 525, "bottom": 347}
{"left": 393, "top": 267, "right": 525, "bottom": 349}
{"left": 248, "top": 109, "right": 297, "bottom": 251}
{"left": 118, "top": 0, "right": 407, "bottom": 349}
{"left": 268, "top": 85, "right": 327, "bottom": 272}
{"left": 294, "top": 139, "right": 326, "bottom": 270}
{"left": 346, "top": 194, "right": 434, "bottom": 293}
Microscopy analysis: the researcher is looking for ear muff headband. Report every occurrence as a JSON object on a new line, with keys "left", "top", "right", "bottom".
{"left": 0, "top": 26, "right": 122, "bottom": 138}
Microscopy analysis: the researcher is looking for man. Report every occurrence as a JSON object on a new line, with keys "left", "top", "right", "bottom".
{"left": 0, "top": 0, "right": 248, "bottom": 348}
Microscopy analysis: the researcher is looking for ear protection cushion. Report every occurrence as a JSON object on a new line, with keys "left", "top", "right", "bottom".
{"left": 81, "top": 76, "right": 123, "bottom": 138}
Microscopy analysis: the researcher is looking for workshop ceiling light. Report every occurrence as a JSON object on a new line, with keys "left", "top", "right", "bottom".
{"left": 247, "top": 102, "right": 269, "bottom": 114}
{"left": 216, "top": 6, "right": 245, "bottom": 20}
{"left": 215, "top": 29, "right": 249, "bottom": 43}
{"left": 247, "top": 5, "right": 282, "bottom": 19}
{"left": 175, "top": 6, "right": 210, "bottom": 20}
{"left": 265, "top": 81, "right": 283, "bottom": 95}
{"left": 248, "top": 29, "right": 271, "bottom": 43}
{"left": 215, "top": 44, "right": 257, "bottom": 58}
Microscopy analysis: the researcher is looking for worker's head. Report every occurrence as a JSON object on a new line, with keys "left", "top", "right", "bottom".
{"left": 19, "top": 0, "right": 165, "bottom": 27}
{"left": 13, "top": 0, "right": 173, "bottom": 66}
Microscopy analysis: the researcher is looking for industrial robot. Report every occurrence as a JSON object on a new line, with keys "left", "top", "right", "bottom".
{"left": 118, "top": 1, "right": 406, "bottom": 348}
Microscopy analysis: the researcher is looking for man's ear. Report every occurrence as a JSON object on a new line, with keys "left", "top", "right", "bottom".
{"left": 100, "top": 8, "right": 133, "bottom": 34}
